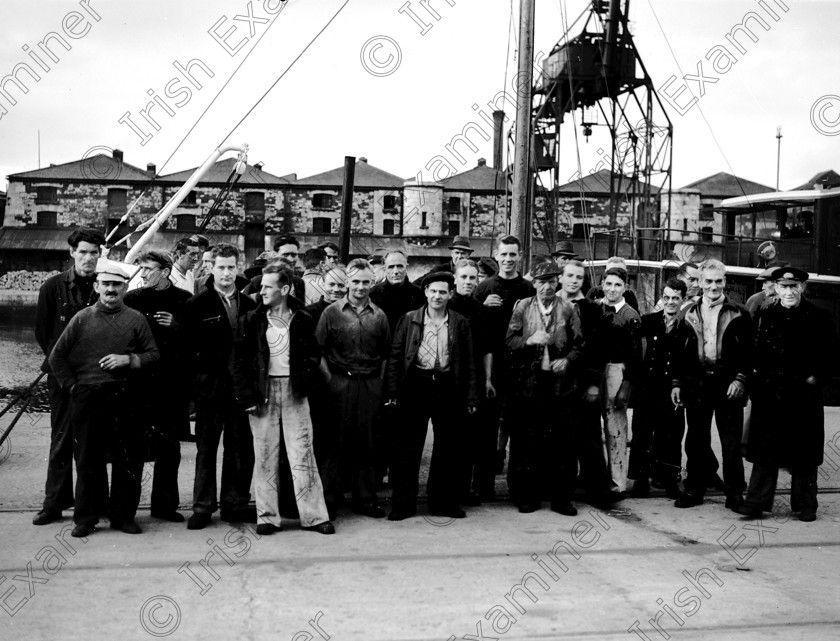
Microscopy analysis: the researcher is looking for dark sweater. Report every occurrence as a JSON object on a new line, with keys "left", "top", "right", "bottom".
{"left": 474, "top": 274, "right": 535, "bottom": 356}
{"left": 124, "top": 284, "right": 192, "bottom": 359}
{"left": 370, "top": 279, "right": 425, "bottom": 331}
{"left": 48, "top": 302, "right": 159, "bottom": 389}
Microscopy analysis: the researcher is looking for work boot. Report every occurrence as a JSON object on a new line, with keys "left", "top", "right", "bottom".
{"left": 33, "top": 509, "right": 61, "bottom": 526}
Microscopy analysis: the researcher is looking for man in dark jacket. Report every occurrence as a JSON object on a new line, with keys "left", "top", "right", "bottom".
{"left": 506, "top": 262, "right": 584, "bottom": 515}
{"left": 183, "top": 244, "right": 257, "bottom": 529}
{"left": 413, "top": 235, "right": 475, "bottom": 284}
{"left": 385, "top": 271, "right": 479, "bottom": 521}
{"left": 124, "top": 250, "right": 192, "bottom": 522}
{"left": 672, "top": 259, "right": 752, "bottom": 510}
{"left": 628, "top": 278, "right": 692, "bottom": 498}
{"left": 370, "top": 250, "right": 425, "bottom": 332}
{"left": 33, "top": 227, "right": 105, "bottom": 526}
{"left": 737, "top": 267, "right": 838, "bottom": 522}
{"left": 232, "top": 264, "right": 334, "bottom": 535}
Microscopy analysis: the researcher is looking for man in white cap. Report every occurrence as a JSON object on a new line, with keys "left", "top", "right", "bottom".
{"left": 49, "top": 259, "right": 160, "bottom": 537}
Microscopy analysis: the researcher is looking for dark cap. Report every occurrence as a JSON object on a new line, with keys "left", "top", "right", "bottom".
{"left": 551, "top": 240, "right": 578, "bottom": 257}
{"left": 421, "top": 271, "right": 455, "bottom": 289}
{"left": 757, "top": 261, "right": 789, "bottom": 281}
{"left": 449, "top": 236, "right": 473, "bottom": 252}
{"left": 769, "top": 266, "right": 808, "bottom": 285}
{"left": 367, "top": 254, "right": 384, "bottom": 265}
{"left": 530, "top": 262, "right": 563, "bottom": 280}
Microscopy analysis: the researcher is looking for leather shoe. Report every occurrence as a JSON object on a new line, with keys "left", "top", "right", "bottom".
{"left": 352, "top": 503, "right": 386, "bottom": 519}
{"left": 71, "top": 522, "right": 95, "bottom": 538}
{"left": 387, "top": 509, "right": 417, "bottom": 522}
{"left": 518, "top": 503, "right": 540, "bottom": 514}
{"left": 220, "top": 507, "right": 257, "bottom": 523}
{"left": 550, "top": 503, "right": 578, "bottom": 516}
{"left": 630, "top": 478, "right": 650, "bottom": 498}
{"left": 255, "top": 523, "right": 281, "bottom": 535}
{"left": 151, "top": 510, "right": 185, "bottom": 523}
{"left": 429, "top": 506, "right": 466, "bottom": 519}
{"left": 798, "top": 510, "right": 816, "bottom": 522}
{"left": 33, "top": 509, "right": 61, "bottom": 526}
{"left": 302, "top": 521, "right": 335, "bottom": 534}
{"left": 114, "top": 519, "right": 142, "bottom": 534}
{"left": 674, "top": 492, "right": 703, "bottom": 508}
{"left": 187, "top": 512, "right": 211, "bottom": 530}
{"left": 725, "top": 493, "right": 745, "bottom": 511}
{"left": 733, "top": 504, "right": 762, "bottom": 519}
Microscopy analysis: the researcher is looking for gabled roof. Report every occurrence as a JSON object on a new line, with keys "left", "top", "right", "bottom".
{"left": 680, "top": 172, "right": 773, "bottom": 197}
{"left": 158, "top": 158, "right": 291, "bottom": 186}
{"left": 0, "top": 227, "right": 74, "bottom": 251}
{"left": 555, "top": 169, "right": 649, "bottom": 195}
{"left": 793, "top": 169, "right": 840, "bottom": 191}
{"left": 294, "top": 158, "right": 403, "bottom": 189}
{"left": 441, "top": 159, "right": 506, "bottom": 191}
{"left": 7, "top": 155, "right": 152, "bottom": 182}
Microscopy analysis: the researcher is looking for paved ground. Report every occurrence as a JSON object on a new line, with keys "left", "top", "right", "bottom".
{"left": 1, "top": 410, "right": 839, "bottom": 640}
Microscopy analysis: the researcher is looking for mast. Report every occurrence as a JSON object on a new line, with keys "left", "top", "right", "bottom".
{"left": 510, "top": 0, "right": 536, "bottom": 269}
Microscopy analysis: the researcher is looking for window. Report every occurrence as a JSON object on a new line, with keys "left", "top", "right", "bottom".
{"left": 245, "top": 192, "right": 265, "bottom": 212}
{"left": 382, "top": 219, "right": 395, "bottom": 236}
{"left": 36, "top": 211, "right": 57, "bottom": 226}
{"left": 700, "top": 226, "right": 714, "bottom": 242}
{"left": 572, "top": 223, "right": 590, "bottom": 239}
{"left": 176, "top": 214, "right": 196, "bottom": 231}
{"left": 448, "top": 220, "right": 461, "bottom": 236}
{"left": 420, "top": 211, "right": 428, "bottom": 229}
{"left": 184, "top": 191, "right": 198, "bottom": 206}
{"left": 683, "top": 218, "right": 688, "bottom": 232}
{"left": 312, "top": 217, "right": 331, "bottom": 234}
{"left": 699, "top": 203, "right": 714, "bottom": 221}
{"left": 447, "top": 196, "right": 461, "bottom": 213}
{"left": 107, "top": 189, "right": 127, "bottom": 214}
{"left": 383, "top": 194, "right": 397, "bottom": 211}
{"left": 312, "top": 193, "right": 334, "bottom": 209}
{"left": 35, "top": 186, "right": 58, "bottom": 205}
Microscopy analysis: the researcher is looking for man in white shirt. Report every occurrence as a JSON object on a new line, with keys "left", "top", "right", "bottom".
{"left": 169, "top": 237, "right": 200, "bottom": 294}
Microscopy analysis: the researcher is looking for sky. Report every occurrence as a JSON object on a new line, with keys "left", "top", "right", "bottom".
{"left": 0, "top": 0, "right": 837, "bottom": 195}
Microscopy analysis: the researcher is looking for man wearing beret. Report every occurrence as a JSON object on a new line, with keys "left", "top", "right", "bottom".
{"left": 737, "top": 267, "right": 838, "bottom": 522}
{"left": 505, "top": 262, "right": 584, "bottom": 514}
{"left": 386, "top": 271, "right": 479, "bottom": 521}
{"left": 49, "top": 259, "right": 160, "bottom": 537}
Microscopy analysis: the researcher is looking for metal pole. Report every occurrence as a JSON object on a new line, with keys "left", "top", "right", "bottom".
{"left": 776, "top": 125, "right": 782, "bottom": 191}
{"left": 510, "top": 0, "right": 535, "bottom": 268}
{"left": 124, "top": 143, "right": 248, "bottom": 264}
{"left": 338, "top": 156, "right": 356, "bottom": 264}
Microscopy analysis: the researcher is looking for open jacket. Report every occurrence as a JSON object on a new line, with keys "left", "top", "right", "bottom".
{"left": 385, "top": 306, "right": 479, "bottom": 406}
{"left": 505, "top": 296, "right": 584, "bottom": 398}
{"left": 671, "top": 295, "right": 752, "bottom": 395}
{"left": 232, "top": 297, "right": 320, "bottom": 408}
{"left": 183, "top": 275, "right": 256, "bottom": 398}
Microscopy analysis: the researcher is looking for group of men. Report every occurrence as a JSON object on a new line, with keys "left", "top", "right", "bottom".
{"left": 31, "top": 227, "right": 835, "bottom": 539}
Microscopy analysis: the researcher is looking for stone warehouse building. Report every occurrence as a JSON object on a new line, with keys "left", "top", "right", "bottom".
{"left": 3, "top": 146, "right": 820, "bottom": 277}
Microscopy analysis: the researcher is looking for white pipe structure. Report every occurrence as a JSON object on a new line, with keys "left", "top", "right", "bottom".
{"left": 123, "top": 143, "right": 249, "bottom": 264}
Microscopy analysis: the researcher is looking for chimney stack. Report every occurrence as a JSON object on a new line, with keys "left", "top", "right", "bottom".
{"left": 147, "top": 163, "right": 156, "bottom": 175}
{"left": 492, "top": 111, "right": 505, "bottom": 170}
{"left": 477, "top": 158, "right": 487, "bottom": 167}
{"left": 112, "top": 149, "right": 124, "bottom": 162}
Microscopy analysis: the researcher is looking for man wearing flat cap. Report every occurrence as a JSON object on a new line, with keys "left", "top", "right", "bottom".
{"left": 505, "top": 261, "right": 584, "bottom": 515}
{"left": 737, "top": 267, "right": 838, "bottom": 522}
{"left": 385, "top": 270, "right": 479, "bottom": 521}
{"left": 415, "top": 235, "right": 475, "bottom": 284}
{"left": 49, "top": 259, "right": 160, "bottom": 537}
